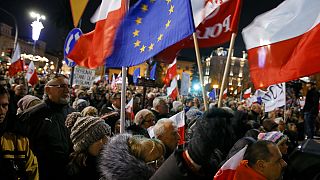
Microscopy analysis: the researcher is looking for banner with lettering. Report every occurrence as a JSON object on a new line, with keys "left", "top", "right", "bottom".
{"left": 73, "top": 66, "right": 96, "bottom": 87}
{"left": 262, "top": 83, "right": 286, "bottom": 112}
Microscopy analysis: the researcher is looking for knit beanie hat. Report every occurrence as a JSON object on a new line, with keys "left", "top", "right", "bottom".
{"left": 69, "top": 116, "right": 111, "bottom": 152}
{"left": 258, "top": 131, "right": 288, "bottom": 145}
{"left": 17, "top": 95, "right": 41, "bottom": 114}
{"left": 65, "top": 112, "right": 82, "bottom": 130}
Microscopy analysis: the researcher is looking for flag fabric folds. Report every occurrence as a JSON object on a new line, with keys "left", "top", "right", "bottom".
{"left": 164, "top": 59, "right": 177, "bottom": 86}
{"left": 126, "top": 98, "right": 135, "bottom": 121}
{"left": 209, "top": 89, "right": 216, "bottom": 100}
{"left": 214, "top": 146, "right": 247, "bottom": 180}
{"left": 133, "top": 67, "right": 140, "bottom": 85}
{"left": 242, "top": 0, "right": 320, "bottom": 88}
{"left": 8, "top": 44, "right": 24, "bottom": 77}
{"left": 26, "top": 61, "right": 38, "bottom": 86}
{"left": 243, "top": 88, "right": 251, "bottom": 99}
{"left": 150, "top": 62, "right": 157, "bottom": 80}
{"left": 167, "top": 77, "right": 178, "bottom": 100}
{"left": 67, "top": 0, "right": 126, "bottom": 69}
{"left": 156, "top": 0, "right": 242, "bottom": 63}
{"left": 169, "top": 111, "right": 185, "bottom": 145}
{"left": 222, "top": 88, "right": 228, "bottom": 99}
{"left": 105, "top": 0, "right": 195, "bottom": 68}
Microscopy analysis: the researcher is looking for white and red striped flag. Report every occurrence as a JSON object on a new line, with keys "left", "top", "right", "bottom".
{"left": 243, "top": 87, "right": 251, "bottom": 99}
{"left": 242, "top": 0, "right": 320, "bottom": 88}
{"left": 163, "top": 59, "right": 177, "bottom": 86}
{"left": 125, "top": 98, "right": 134, "bottom": 121}
{"left": 167, "top": 77, "right": 179, "bottom": 100}
{"left": 214, "top": 146, "right": 247, "bottom": 180}
{"left": 26, "top": 61, "right": 38, "bottom": 86}
{"left": 111, "top": 74, "right": 117, "bottom": 92}
{"left": 8, "top": 44, "right": 24, "bottom": 77}
{"left": 222, "top": 88, "right": 228, "bottom": 99}
{"left": 169, "top": 111, "right": 185, "bottom": 145}
{"left": 67, "top": 0, "right": 126, "bottom": 68}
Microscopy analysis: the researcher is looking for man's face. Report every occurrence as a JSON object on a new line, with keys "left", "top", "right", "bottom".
{"left": 112, "top": 97, "right": 121, "bottom": 109}
{"left": 158, "top": 122, "right": 180, "bottom": 151}
{"left": 157, "top": 102, "right": 169, "bottom": 115}
{"left": 15, "top": 85, "right": 27, "bottom": 97}
{"left": 0, "top": 95, "right": 9, "bottom": 123}
{"left": 45, "top": 77, "right": 70, "bottom": 104}
{"left": 261, "top": 144, "right": 287, "bottom": 180}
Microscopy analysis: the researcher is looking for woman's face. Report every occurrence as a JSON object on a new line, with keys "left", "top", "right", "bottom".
{"left": 88, "top": 136, "right": 109, "bottom": 156}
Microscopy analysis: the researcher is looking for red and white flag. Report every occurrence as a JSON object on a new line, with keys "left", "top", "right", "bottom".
{"left": 26, "top": 61, "right": 38, "bottom": 86}
{"left": 222, "top": 88, "right": 228, "bottom": 99}
{"left": 169, "top": 111, "right": 185, "bottom": 145}
{"left": 67, "top": 0, "right": 126, "bottom": 69}
{"left": 8, "top": 44, "right": 24, "bottom": 77}
{"left": 167, "top": 77, "right": 179, "bottom": 100}
{"left": 214, "top": 146, "right": 247, "bottom": 180}
{"left": 242, "top": 0, "right": 320, "bottom": 88}
{"left": 126, "top": 98, "right": 134, "bottom": 121}
{"left": 111, "top": 74, "right": 117, "bottom": 92}
{"left": 156, "top": 0, "right": 242, "bottom": 63}
{"left": 163, "top": 59, "right": 177, "bottom": 86}
{"left": 243, "top": 87, "right": 251, "bottom": 99}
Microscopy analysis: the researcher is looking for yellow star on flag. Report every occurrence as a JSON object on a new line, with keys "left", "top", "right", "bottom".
{"left": 166, "top": 0, "right": 171, "bottom": 4}
{"left": 150, "top": 0, "right": 156, "bottom": 3}
{"left": 157, "top": 34, "right": 163, "bottom": 42}
{"left": 133, "top": 29, "right": 140, "bottom": 37}
{"left": 141, "top": 4, "right": 148, "bottom": 12}
{"left": 165, "top": 20, "right": 171, "bottom": 29}
{"left": 135, "top": 17, "right": 142, "bottom": 25}
{"left": 148, "top": 43, "right": 154, "bottom": 51}
{"left": 134, "top": 40, "right": 141, "bottom": 47}
{"left": 140, "top": 45, "right": 146, "bottom": 52}
{"left": 169, "top": 5, "right": 174, "bottom": 14}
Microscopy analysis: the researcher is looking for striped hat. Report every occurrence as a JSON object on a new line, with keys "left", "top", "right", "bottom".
{"left": 258, "top": 131, "right": 288, "bottom": 145}
{"left": 70, "top": 116, "right": 111, "bottom": 152}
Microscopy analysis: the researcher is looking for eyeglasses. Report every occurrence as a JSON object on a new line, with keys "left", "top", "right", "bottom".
{"left": 47, "top": 84, "right": 70, "bottom": 89}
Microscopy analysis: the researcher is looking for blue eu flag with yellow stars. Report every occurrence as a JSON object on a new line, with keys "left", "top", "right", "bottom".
{"left": 106, "top": 0, "right": 195, "bottom": 68}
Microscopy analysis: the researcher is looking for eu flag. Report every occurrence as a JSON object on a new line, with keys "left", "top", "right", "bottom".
{"left": 150, "top": 62, "right": 157, "bottom": 80}
{"left": 133, "top": 67, "right": 140, "bottom": 85}
{"left": 106, "top": 0, "right": 195, "bottom": 67}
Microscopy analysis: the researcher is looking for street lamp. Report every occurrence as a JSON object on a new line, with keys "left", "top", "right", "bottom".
{"left": 30, "top": 11, "right": 45, "bottom": 55}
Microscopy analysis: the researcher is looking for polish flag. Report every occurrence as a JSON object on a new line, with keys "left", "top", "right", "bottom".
{"left": 163, "top": 59, "right": 177, "bottom": 86}
{"left": 156, "top": 0, "right": 242, "bottom": 63}
{"left": 243, "top": 88, "right": 251, "bottom": 99}
{"left": 111, "top": 74, "right": 117, "bottom": 92}
{"left": 222, "top": 88, "right": 228, "bottom": 99}
{"left": 126, "top": 98, "right": 134, "bottom": 121}
{"left": 67, "top": 0, "right": 126, "bottom": 69}
{"left": 8, "top": 44, "right": 24, "bottom": 77}
{"left": 214, "top": 146, "right": 247, "bottom": 180}
{"left": 242, "top": 0, "right": 320, "bottom": 88}
{"left": 26, "top": 61, "right": 38, "bottom": 86}
{"left": 169, "top": 111, "right": 185, "bottom": 145}
{"left": 167, "top": 77, "right": 179, "bottom": 100}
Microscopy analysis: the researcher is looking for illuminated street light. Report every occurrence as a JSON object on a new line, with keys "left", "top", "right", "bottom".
{"left": 30, "top": 11, "right": 45, "bottom": 41}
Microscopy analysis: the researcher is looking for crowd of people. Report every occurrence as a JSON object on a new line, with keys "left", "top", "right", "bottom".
{"left": 0, "top": 74, "right": 319, "bottom": 180}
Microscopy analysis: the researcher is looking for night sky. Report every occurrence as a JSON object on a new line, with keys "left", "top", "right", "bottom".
{"left": 0, "top": 0, "right": 285, "bottom": 59}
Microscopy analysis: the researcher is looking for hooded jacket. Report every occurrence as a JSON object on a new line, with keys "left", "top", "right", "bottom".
{"left": 98, "top": 134, "right": 155, "bottom": 180}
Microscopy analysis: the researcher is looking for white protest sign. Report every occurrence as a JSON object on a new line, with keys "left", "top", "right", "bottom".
{"left": 262, "top": 83, "right": 286, "bottom": 112}
{"left": 73, "top": 66, "right": 96, "bottom": 88}
{"left": 180, "top": 72, "right": 190, "bottom": 96}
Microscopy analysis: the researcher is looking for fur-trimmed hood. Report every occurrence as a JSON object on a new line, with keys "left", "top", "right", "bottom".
{"left": 98, "top": 134, "right": 155, "bottom": 180}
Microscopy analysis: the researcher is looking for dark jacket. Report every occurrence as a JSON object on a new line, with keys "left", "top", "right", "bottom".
{"left": 126, "top": 124, "right": 150, "bottom": 138}
{"left": 150, "top": 109, "right": 168, "bottom": 122}
{"left": 303, "top": 87, "right": 320, "bottom": 115}
{"left": 16, "top": 99, "right": 74, "bottom": 180}
{"left": 67, "top": 154, "right": 100, "bottom": 180}
{"left": 99, "top": 134, "right": 155, "bottom": 180}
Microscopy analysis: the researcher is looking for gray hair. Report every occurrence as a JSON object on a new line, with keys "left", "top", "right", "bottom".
{"left": 153, "top": 118, "right": 176, "bottom": 138}
{"left": 134, "top": 109, "right": 154, "bottom": 125}
{"left": 152, "top": 97, "right": 166, "bottom": 109}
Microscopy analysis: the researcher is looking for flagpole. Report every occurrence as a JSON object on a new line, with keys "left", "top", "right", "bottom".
{"left": 218, "top": 32, "right": 237, "bottom": 107}
{"left": 120, "top": 0, "right": 130, "bottom": 133}
{"left": 192, "top": 33, "right": 208, "bottom": 111}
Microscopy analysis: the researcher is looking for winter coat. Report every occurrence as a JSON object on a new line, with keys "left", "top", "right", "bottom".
{"left": 16, "top": 99, "right": 74, "bottom": 180}
{"left": 99, "top": 134, "right": 155, "bottom": 180}
{"left": 67, "top": 154, "right": 100, "bottom": 180}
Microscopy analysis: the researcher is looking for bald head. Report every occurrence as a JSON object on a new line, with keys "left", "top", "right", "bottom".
{"left": 45, "top": 76, "right": 70, "bottom": 104}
